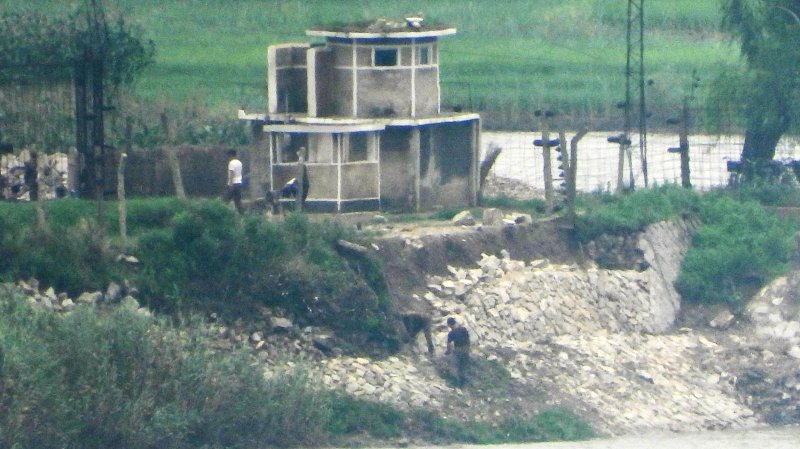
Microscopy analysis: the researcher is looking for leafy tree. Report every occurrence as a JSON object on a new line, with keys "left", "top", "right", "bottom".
{"left": 720, "top": 0, "right": 800, "bottom": 162}
{"left": 0, "top": 1, "right": 154, "bottom": 86}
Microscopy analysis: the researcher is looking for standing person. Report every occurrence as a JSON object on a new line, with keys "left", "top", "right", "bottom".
{"left": 445, "top": 316, "right": 470, "bottom": 387}
{"left": 224, "top": 149, "right": 244, "bottom": 215}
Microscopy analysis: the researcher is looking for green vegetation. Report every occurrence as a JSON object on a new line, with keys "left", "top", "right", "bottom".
{"left": 0, "top": 199, "right": 397, "bottom": 348}
{"left": 407, "top": 407, "right": 594, "bottom": 444}
{"left": 676, "top": 195, "right": 796, "bottom": 305}
{"left": 575, "top": 184, "right": 798, "bottom": 306}
{"left": 2, "top": 0, "right": 739, "bottom": 130}
{"left": 0, "top": 290, "right": 594, "bottom": 448}
{"left": 0, "top": 290, "right": 330, "bottom": 449}
{"left": 574, "top": 184, "right": 700, "bottom": 241}
{"left": 719, "top": 0, "right": 800, "bottom": 161}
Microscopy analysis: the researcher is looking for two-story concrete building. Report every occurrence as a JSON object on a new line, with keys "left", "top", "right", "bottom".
{"left": 240, "top": 17, "right": 480, "bottom": 212}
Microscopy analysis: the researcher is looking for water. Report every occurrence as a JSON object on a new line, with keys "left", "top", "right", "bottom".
{"left": 403, "top": 427, "right": 800, "bottom": 449}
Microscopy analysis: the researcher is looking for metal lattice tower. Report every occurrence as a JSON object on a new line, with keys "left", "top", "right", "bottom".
{"left": 624, "top": 0, "right": 648, "bottom": 188}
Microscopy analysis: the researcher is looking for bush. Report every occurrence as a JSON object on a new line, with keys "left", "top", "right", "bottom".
{"left": 675, "top": 196, "right": 795, "bottom": 305}
{"left": 574, "top": 185, "right": 699, "bottom": 241}
{"left": 0, "top": 291, "right": 333, "bottom": 449}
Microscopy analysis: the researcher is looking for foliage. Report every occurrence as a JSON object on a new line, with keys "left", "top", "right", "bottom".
{"left": 574, "top": 184, "right": 700, "bottom": 241}
{"left": 0, "top": 3, "right": 154, "bottom": 85}
{"left": 406, "top": 408, "right": 594, "bottom": 444}
{"left": 718, "top": 0, "right": 800, "bottom": 160}
{"left": 0, "top": 205, "right": 116, "bottom": 293}
{"left": 129, "top": 201, "right": 397, "bottom": 345}
{"left": 0, "top": 286, "right": 595, "bottom": 448}
{"left": 675, "top": 195, "right": 796, "bottom": 305}
{"left": 0, "top": 293, "right": 334, "bottom": 449}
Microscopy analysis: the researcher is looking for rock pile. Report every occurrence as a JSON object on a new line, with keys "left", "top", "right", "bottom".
{"left": 6, "top": 277, "right": 148, "bottom": 316}
{"left": 411, "top": 245, "right": 758, "bottom": 433}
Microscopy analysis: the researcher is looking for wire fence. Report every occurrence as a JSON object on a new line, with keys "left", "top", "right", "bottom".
{"left": 483, "top": 131, "right": 800, "bottom": 193}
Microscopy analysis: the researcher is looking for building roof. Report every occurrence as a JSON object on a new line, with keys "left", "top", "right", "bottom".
{"left": 307, "top": 17, "right": 456, "bottom": 39}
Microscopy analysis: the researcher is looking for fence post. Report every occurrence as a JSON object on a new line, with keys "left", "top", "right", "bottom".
{"left": 667, "top": 99, "right": 692, "bottom": 188}
{"left": 679, "top": 101, "right": 691, "bottom": 188}
{"left": 33, "top": 151, "right": 47, "bottom": 232}
{"left": 538, "top": 110, "right": 554, "bottom": 209}
{"left": 568, "top": 129, "right": 589, "bottom": 221}
{"left": 166, "top": 148, "right": 186, "bottom": 199}
{"left": 117, "top": 153, "right": 127, "bottom": 242}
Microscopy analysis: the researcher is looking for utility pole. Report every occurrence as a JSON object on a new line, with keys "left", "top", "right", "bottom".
{"left": 667, "top": 70, "right": 700, "bottom": 188}
{"left": 618, "top": 0, "right": 648, "bottom": 190}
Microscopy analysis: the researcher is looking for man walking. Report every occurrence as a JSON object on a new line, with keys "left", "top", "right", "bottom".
{"left": 224, "top": 149, "right": 244, "bottom": 215}
{"left": 445, "top": 316, "right": 470, "bottom": 387}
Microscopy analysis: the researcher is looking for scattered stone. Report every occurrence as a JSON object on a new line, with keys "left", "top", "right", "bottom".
{"left": 77, "top": 291, "right": 103, "bottom": 304}
{"left": 61, "top": 298, "right": 75, "bottom": 311}
{"left": 482, "top": 208, "right": 504, "bottom": 226}
{"left": 271, "top": 317, "right": 294, "bottom": 331}
{"left": 710, "top": 309, "right": 735, "bottom": 330}
{"left": 451, "top": 210, "right": 475, "bottom": 226}
{"left": 105, "top": 282, "right": 123, "bottom": 303}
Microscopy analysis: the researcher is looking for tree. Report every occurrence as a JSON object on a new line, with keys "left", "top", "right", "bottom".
{"left": 721, "top": 0, "right": 800, "bottom": 162}
{"left": 0, "top": 2, "right": 154, "bottom": 86}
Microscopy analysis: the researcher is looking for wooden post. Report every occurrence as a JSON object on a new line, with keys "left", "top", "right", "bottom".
{"left": 679, "top": 101, "right": 691, "bottom": 188}
{"left": 616, "top": 137, "right": 627, "bottom": 193}
{"left": 167, "top": 148, "right": 186, "bottom": 199}
{"left": 117, "top": 153, "right": 127, "bottom": 241}
{"left": 161, "top": 112, "right": 186, "bottom": 199}
{"left": 568, "top": 129, "right": 588, "bottom": 221}
{"left": 33, "top": 152, "right": 47, "bottom": 232}
{"left": 479, "top": 144, "right": 502, "bottom": 194}
{"left": 540, "top": 115, "right": 554, "bottom": 209}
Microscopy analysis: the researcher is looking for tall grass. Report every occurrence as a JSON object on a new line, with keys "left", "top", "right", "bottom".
{"left": 3, "top": 0, "right": 736, "bottom": 130}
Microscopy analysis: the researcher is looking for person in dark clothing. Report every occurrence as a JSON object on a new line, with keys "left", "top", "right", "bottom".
{"left": 445, "top": 316, "right": 470, "bottom": 387}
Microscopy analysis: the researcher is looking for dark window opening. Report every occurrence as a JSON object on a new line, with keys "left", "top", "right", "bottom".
{"left": 349, "top": 133, "right": 368, "bottom": 162}
{"left": 374, "top": 48, "right": 398, "bottom": 66}
{"left": 418, "top": 46, "right": 430, "bottom": 65}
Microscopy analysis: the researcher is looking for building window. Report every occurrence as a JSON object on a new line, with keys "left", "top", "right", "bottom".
{"left": 417, "top": 46, "right": 430, "bottom": 65}
{"left": 373, "top": 48, "right": 398, "bottom": 66}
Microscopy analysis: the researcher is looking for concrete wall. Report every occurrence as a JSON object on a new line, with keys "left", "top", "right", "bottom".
{"left": 124, "top": 146, "right": 245, "bottom": 198}
{"left": 310, "top": 47, "right": 336, "bottom": 117}
{"left": 418, "top": 120, "right": 476, "bottom": 209}
{"left": 270, "top": 46, "right": 309, "bottom": 114}
{"left": 357, "top": 69, "right": 413, "bottom": 117}
{"left": 379, "top": 127, "right": 413, "bottom": 211}
{"left": 317, "top": 40, "right": 441, "bottom": 118}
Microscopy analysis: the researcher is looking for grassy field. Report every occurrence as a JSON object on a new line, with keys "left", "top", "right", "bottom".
{"left": 3, "top": 0, "right": 739, "bottom": 130}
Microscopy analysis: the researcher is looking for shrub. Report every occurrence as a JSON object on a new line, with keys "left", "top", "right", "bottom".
{"left": 676, "top": 196, "right": 795, "bottom": 305}
{"left": 574, "top": 184, "right": 699, "bottom": 241}
{"left": 0, "top": 291, "right": 332, "bottom": 449}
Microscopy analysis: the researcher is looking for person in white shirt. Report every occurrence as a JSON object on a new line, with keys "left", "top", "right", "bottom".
{"left": 224, "top": 149, "right": 244, "bottom": 214}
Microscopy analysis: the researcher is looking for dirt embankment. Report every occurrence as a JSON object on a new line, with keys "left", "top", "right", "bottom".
{"left": 351, "top": 215, "right": 800, "bottom": 435}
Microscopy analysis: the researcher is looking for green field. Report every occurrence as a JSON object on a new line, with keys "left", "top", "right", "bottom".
{"left": 3, "top": 0, "right": 739, "bottom": 130}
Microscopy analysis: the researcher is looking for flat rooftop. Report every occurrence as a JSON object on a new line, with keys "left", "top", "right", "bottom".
{"left": 307, "top": 17, "right": 456, "bottom": 39}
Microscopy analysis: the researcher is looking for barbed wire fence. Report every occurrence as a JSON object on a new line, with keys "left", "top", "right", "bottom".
{"left": 483, "top": 130, "right": 800, "bottom": 195}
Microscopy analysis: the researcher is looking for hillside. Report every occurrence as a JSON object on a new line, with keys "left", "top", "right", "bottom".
{"left": 7, "top": 210, "right": 799, "bottom": 447}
